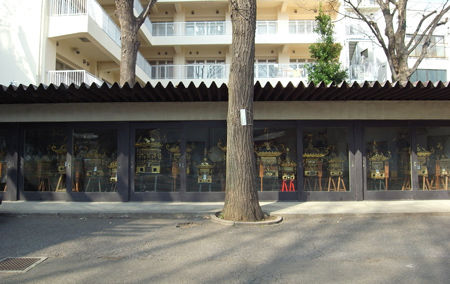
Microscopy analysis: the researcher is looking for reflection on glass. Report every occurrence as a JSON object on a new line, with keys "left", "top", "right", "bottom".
{"left": 303, "top": 128, "right": 349, "bottom": 192}
{"left": 365, "top": 128, "right": 410, "bottom": 191}
{"left": 0, "top": 135, "right": 7, "bottom": 191}
{"left": 416, "top": 127, "right": 450, "bottom": 191}
{"left": 24, "top": 128, "right": 67, "bottom": 192}
{"left": 73, "top": 129, "right": 117, "bottom": 192}
{"left": 254, "top": 128, "right": 297, "bottom": 192}
{"left": 186, "top": 128, "right": 226, "bottom": 192}
{"left": 134, "top": 128, "right": 181, "bottom": 192}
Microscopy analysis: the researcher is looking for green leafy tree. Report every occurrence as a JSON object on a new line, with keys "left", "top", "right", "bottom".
{"left": 307, "top": 8, "right": 347, "bottom": 85}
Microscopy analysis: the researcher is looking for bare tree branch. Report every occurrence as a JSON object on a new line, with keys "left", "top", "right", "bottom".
{"left": 136, "top": 0, "right": 157, "bottom": 27}
{"left": 405, "top": 10, "right": 437, "bottom": 51}
{"left": 409, "top": 7, "right": 450, "bottom": 73}
{"left": 340, "top": 0, "right": 450, "bottom": 81}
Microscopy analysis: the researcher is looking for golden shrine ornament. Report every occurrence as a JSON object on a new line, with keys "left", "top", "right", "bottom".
{"left": 416, "top": 145, "right": 432, "bottom": 177}
{"left": 51, "top": 144, "right": 67, "bottom": 174}
{"left": 303, "top": 134, "right": 328, "bottom": 177}
{"left": 255, "top": 141, "right": 283, "bottom": 177}
{"left": 368, "top": 141, "right": 391, "bottom": 180}
{"left": 136, "top": 129, "right": 162, "bottom": 174}
{"left": 280, "top": 147, "right": 296, "bottom": 180}
{"left": 196, "top": 148, "right": 214, "bottom": 184}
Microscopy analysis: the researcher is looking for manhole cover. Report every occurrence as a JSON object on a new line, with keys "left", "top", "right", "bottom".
{"left": 0, "top": 257, "right": 47, "bottom": 273}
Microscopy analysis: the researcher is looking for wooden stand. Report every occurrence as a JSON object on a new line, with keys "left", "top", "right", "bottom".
{"left": 55, "top": 174, "right": 66, "bottom": 192}
{"left": 38, "top": 177, "right": 51, "bottom": 191}
{"left": 85, "top": 176, "right": 102, "bottom": 192}
{"left": 384, "top": 161, "right": 389, "bottom": 191}
{"left": 303, "top": 161, "right": 323, "bottom": 191}
{"left": 259, "top": 162, "right": 264, "bottom": 192}
{"left": 171, "top": 161, "right": 178, "bottom": 192}
{"left": 401, "top": 175, "right": 411, "bottom": 191}
{"left": 420, "top": 175, "right": 432, "bottom": 190}
{"left": 327, "top": 176, "right": 346, "bottom": 192}
{"left": 432, "top": 160, "right": 449, "bottom": 190}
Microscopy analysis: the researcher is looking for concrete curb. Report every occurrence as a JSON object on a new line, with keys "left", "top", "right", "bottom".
{"left": 210, "top": 212, "right": 283, "bottom": 226}
{"left": 0, "top": 212, "right": 210, "bottom": 219}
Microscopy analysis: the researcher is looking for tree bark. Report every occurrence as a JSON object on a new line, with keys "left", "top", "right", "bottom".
{"left": 120, "top": 27, "right": 140, "bottom": 86}
{"left": 222, "top": 0, "right": 264, "bottom": 221}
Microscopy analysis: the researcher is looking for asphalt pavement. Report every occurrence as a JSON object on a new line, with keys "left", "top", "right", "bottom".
{"left": 0, "top": 214, "right": 449, "bottom": 283}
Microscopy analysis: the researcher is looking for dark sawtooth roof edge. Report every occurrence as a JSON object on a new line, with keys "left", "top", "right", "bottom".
{"left": 0, "top": 81, "right": 449, "bottom": 104}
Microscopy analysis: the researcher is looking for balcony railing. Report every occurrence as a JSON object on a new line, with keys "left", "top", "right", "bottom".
{"left": 150, "top": 64, "right": 228, "bottom": 80}
{"left": 256, "top": 21, "right": 277, "bottom": 35}
{"left": 255, "top": 63, "right": 309, "bottom": 79}
{"left": 151, "top": 20, "right": 316, "bottom": 37}
{"left": 149, "top": 63, "right": 309, "bottom": 81}
{"left": 349, "top": 63, "right": 386, "bottom": 82}
{"left": 151, "top": 21, "right": 227, "bottom": 36}
{"left": 289, "top": 20, "right": 316, "bottom": 34}
{"left": 49, "top": 0, "right": 152, "bottom": 80}
{"left": 47, "top": 70, "right": 103, "bottom": 86}
{"left": 133, "top": 0, "right": 153, "bottom": 35}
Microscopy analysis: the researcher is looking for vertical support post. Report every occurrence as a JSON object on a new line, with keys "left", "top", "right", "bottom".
{"left": 296, "top": 121, "right": 304, "bottom": 201}
{"left": 354, "top": 121, "right": 364, "bottom": 201}
{"left": 117, "top": 122, "right": 130, "bottom": 201}
{"left": 410, "top": 125, "right": 419, "bottom": 191}
{"left": 5, "top": 124, "right": 19, "bottom": 201}
{"left": 65, "top": 126, "right": 73, "bottom": 198}
{"left": 179, "top": 125, "right": 187, "bottom": 198}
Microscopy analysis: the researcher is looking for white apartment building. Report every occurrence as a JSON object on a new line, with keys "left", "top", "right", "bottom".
{"left": 0, "top": 0, "right": 449, "bottom": 87}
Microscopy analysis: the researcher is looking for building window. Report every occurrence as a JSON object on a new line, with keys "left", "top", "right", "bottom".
{"left": 186, "top": 60, "right": 225, "bottom": 79}
{"left": 289, "top": 59, "right": 309, "bottom": 78}
{"left": 302, "top": 128, "right": 350, "bottom": 192}
{"left": 150, "top": 60, "right": 174, "bottom": 79}
{"left": 186, "top": 127, "right": 226, "bottom": 192}
{"left": 152, "top": 22, "right": 175, "bottom": 36}
{"left": 407, "top": 34, "right": 445, "bottom": 58}
{"left": 415, "top": 127, "right": 450, "bottom": 191}
{"left": 23, "top": 128, "right": 68, "bottom": 192}
{"left": 365, "top": 127, "right": 411, "bottom": 191}
{"left": 73, "top": 128, "right": 117, "bottom": 192}
{"left": 254, "top": 127, "right": 297, "bottom": 192}
{"left": 56, "top": 60, "right": 74, "bottom": 71}
{"left": 134, "top": 128, "right": 182, "bottom": 192}
{"left": 409, "top": 69, "right": 447, "bottom": 82}
{"left": 255, "top": 59, "right": 278, "bottom": 78}
{"left": 185, "top": 21, "right": 225, "bottom": 36}
{"left": 0, "top": 133, "right": 8, "bottom": 192}
{"left": 256, "top": 21, "right": 277, "bottom": 35}
{"left": 289, "top": 20, "right": 315, "bottom": 34}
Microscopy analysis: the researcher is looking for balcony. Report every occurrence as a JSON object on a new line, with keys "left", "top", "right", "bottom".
{"left": 133, "top": 0, "right": 153, "bottom": 45}
{"left": 349, "top": 63, "right": 386, "bottom": 82}
{"left": 47, "top": 70, "right": 103, "bottom": 86}
{"left": 344, "top": 0, "right": 379, "bottom": 12}
{"left": 148, "top": 63, "right": 309, "bottom": 86}
{"left": 48, "top": 0, "right": 152, "bottom": 83}
{"left": 150, "top": 20, "right": 318, "bottom": 45}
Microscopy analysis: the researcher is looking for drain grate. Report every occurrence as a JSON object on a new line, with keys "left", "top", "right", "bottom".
{"left": 0, "top": 257, "right": 47, "bottom": 273}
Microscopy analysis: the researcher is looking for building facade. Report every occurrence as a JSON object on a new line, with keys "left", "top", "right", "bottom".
{"left": 1, "top": 0, "right": 449, "bottom": 87}
{"left": 0, "top": 0, "right": 449, "bottom": 202}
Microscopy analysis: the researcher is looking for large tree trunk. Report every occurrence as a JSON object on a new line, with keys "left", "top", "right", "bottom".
{"left": 222, "top": 0, "right": 264, "bottom": 221}
{"left": 116, "top": 0, "right": 139, "bottom": 86}
{"left": 116, "top": 0, "right": 156, "bottom": 86}
{"left": 391, "top": 55, "right": 410, "bottom": 83}
{"left": 120, "top": 30, "right": 140, "bottom": 86}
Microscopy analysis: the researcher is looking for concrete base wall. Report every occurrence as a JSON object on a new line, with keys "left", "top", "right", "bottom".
{"left": 0, "top": 101, "right": 449, "bottom": 122}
